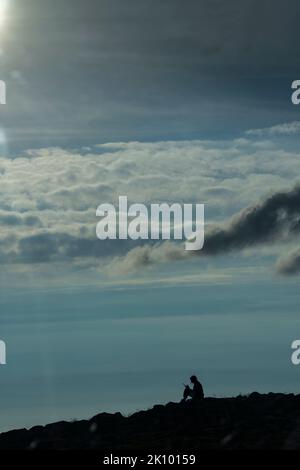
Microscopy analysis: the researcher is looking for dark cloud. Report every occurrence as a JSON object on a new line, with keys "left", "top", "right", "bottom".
{"left": 115, "top": 185, "right": 300, "bottom": 275}
{"left": 4, "top": 0, "right": 300, "bottom": 152}
{"left": 202, "top": 185, "right": 300, "bottom": 255}
{"left": 18, "top": 0, "right": 299, "bottom": 68}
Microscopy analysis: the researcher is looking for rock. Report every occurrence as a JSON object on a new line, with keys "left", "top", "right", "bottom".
{"left": 0, "top": 393, "right": 299, "bottom": 449}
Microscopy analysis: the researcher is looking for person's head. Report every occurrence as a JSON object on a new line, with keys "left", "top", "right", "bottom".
{"left": 190, "top": 375, "right": 198, "bottom": 384}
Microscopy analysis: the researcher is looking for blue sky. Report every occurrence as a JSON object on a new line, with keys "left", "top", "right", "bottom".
{"left": 1, "top": 0, "right": 300, "bottom": 432}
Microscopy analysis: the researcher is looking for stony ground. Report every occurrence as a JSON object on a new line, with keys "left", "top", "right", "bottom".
{"left": 1, "top": 393, "right": 300, "bottom": 450}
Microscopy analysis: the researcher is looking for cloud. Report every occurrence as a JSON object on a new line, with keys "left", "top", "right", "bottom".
{"left": 108, "top": 242, "right": 190, "bottom": 274}
{"left": 201, "top": 185, "right": 300, "bottom": 255}
{"left": 246, "top": 121, "right": 300, "bottom": 137}
{"left": 15, "top": 232, "right": 147, "bottom": 264}
{"left": 0, "top": 212, "right": 42, "bottom": 227}
{"left": 1, "top": 138, "right": 300, "bottom": 279}
{"left": 276, "top": 249, "right": 300, "bottom": 276}
{"left": 108, "top": 184, "right": 300, "bottom": 275}
{"left": 3, "top": 0, "right": 300, "bottom": 156}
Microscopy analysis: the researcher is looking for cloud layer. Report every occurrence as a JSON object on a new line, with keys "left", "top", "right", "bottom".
{"left": 111, "top": 184, "right": 300, "bottom": 275}
{"left": 1, "top": 135, "right": 300, "bottom": 278}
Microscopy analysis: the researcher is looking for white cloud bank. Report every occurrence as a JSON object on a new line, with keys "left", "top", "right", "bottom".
{"left": 1, "top": 131, "right": 300, "bottom": 281}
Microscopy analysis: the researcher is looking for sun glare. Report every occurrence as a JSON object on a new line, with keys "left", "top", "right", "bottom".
{"left": 0, "top": 0, "right": 8, "bottom": 29}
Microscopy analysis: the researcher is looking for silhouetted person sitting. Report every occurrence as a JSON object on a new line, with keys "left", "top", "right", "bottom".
{"left": 182, "top": 375, "right": 204, "bottom": 402}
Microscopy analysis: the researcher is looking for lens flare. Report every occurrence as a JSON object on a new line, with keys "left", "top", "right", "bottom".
{"left": 0, "top": 128, "right": 7, "bottom": 155}
{"left": 0, "top": 0, "right": 8, "bottom": 29}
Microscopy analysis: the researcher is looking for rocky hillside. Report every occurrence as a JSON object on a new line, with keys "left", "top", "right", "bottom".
{"left": 1, "top": 393, "right": 300, "bottom": 450}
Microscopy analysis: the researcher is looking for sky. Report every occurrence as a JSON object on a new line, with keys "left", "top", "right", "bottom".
{"left": 1, "top": 0, "right": 300, "bottom": 432}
